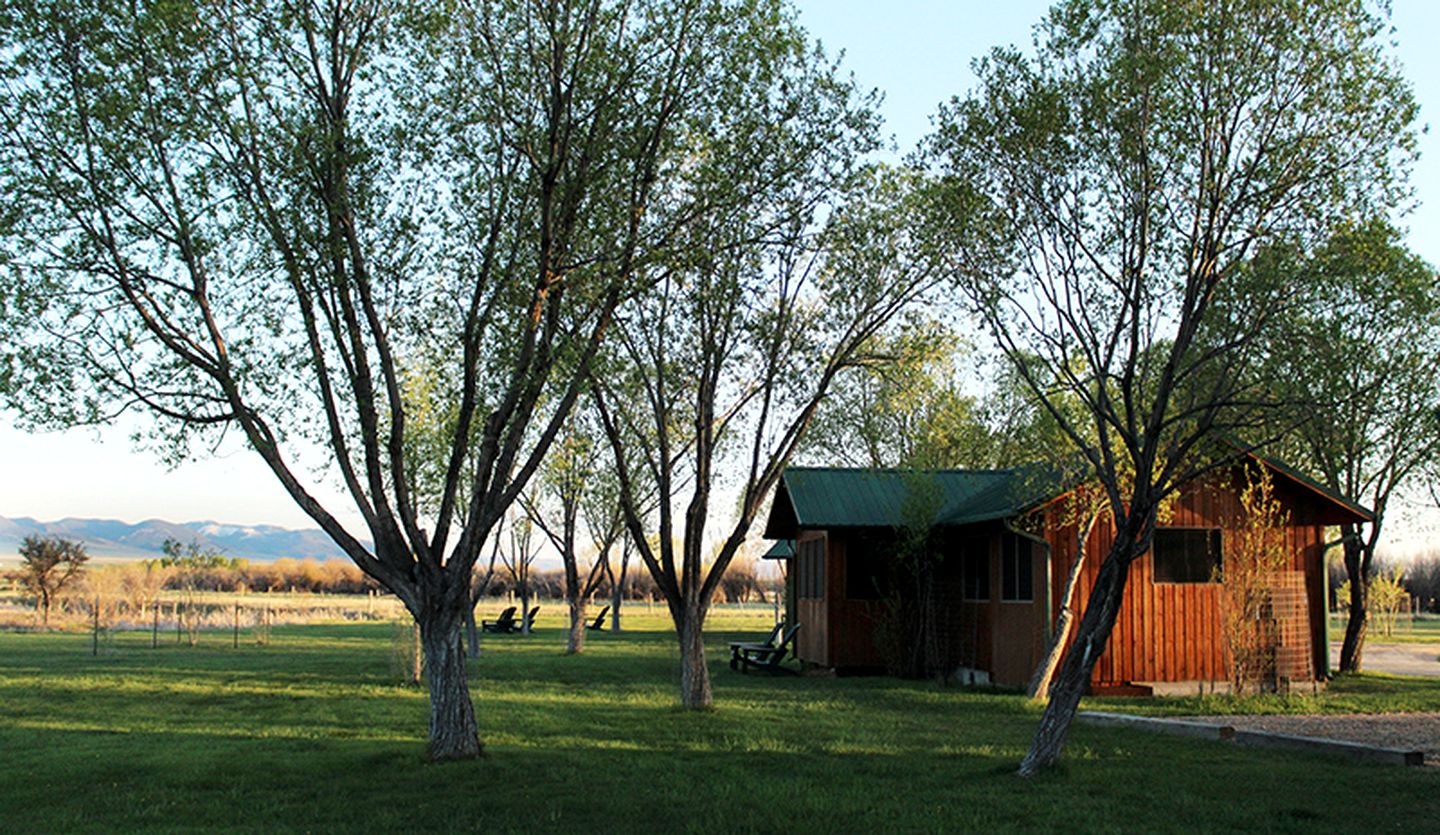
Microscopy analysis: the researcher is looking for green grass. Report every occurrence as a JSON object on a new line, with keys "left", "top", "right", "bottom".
{"left": 1326, "top": 613, "right": 1440, "bottom": 645}
{"left": 1, "top": 616, "right": 1437, "bottom": 834}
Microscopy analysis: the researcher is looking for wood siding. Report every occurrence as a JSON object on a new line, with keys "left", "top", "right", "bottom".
{"left": 1048, "top": 470, "right": 1328, "bottom": 687}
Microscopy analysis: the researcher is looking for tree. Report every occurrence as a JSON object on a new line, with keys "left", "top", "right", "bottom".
{"left": 801, "top": 319, "right": 991, "bottom": 469}
{"left": 1218, "top": 465, "right": 1292, "bottom": 694}
{"left": 521, "top": 417, "right": 606, "bottom": 652}
{"left": 928, "top": 0, "right": 1416, "bottom": 775}
{"left": 596, "top": 164, "right": 947, "bottom": 708}
{"left": 1260, "top": 220, "right": 1440, "bottom": 672}
{"left": 0, "top": 0, "right": 844, "bottom": 759}
{"left": 14, "top": 535, "right": 89, "bottom": 627}
{"left": 499, "top": 513, "right": 539, "bottom": 635}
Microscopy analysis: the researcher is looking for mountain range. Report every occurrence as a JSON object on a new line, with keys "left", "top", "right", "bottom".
{"left": 0, "top": 515, "right": 352, "bottom": 562}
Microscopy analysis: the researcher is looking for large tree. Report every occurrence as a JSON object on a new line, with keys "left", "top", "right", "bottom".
{"left": 928, "top": 0, "right": 1416, "bottom": 775}
{"left": 1262, "top": 221, "right": 1440, "bottom": 673}
{"left": 0, "top": 0, "right": 845, "bottom": 759}
{"left": 596, "top": 167, "right": 947, "bottom": 707}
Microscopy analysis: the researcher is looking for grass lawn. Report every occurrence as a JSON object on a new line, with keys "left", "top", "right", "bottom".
{"left": 1327, "top": 613, "right": 1440, "bottom": 645}
{"left": 1, "top": 611, "right": 1437, "bottom": 833}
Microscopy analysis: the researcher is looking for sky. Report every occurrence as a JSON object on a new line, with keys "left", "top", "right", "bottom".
{"left": 2, "top": 1, "right": 1438, "bottom": 551}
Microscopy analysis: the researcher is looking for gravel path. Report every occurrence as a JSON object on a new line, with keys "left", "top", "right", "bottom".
{"left": 1184, "top": 713, "right": 1440, "bottom": 765}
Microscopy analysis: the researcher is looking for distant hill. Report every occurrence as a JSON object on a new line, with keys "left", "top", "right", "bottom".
{"left": 0, "top": 515, "right": 354, "bottom": 562}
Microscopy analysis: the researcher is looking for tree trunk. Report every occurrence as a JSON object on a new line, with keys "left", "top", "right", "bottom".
{"left": 418, "top": 613, "right": 483, "bottom": 761}
{"left": 520, "top": 589, "right": 532, "bottom": 635}
{"left": 611, "top": 586, "right": 623, "bottom": 632}
{"left": 1338, "top": 531, "right": 1368, "bottom": 672}
{"left": 1027, "top": 514, "right": 1096, "bottom": 699}
{"left": 1018, "top": 530, "right": 1140, "bottom": 777}
{"left": 464, "top": 605, "right": 481, "bottom": 659}
{"left": 566, "top": 598, "right": 586, "bottom": 654}
{"left": 677, "top": 606, "right": 712, "bottom": 708}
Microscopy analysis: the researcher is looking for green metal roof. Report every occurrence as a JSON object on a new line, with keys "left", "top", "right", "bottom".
{"left": 761, "top": 539, "right": 795, "bottom": 560}
{"left": 762, "top": 465, "right": 1064, "bottom": 539}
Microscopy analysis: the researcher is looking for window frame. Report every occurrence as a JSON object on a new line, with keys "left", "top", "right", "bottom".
{"left": 960, "top": 537, "right": 991, "bottom": 602}
{"left": 1001, "top": 533, "right": 1034, "bottom": 603}
{"left": 1151, "top": 527, "right": 1223, "bottom": 585}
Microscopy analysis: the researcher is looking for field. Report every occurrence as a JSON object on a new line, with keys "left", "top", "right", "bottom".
{"left": 1, "top": 605, "right": 1437, "bottom": 833}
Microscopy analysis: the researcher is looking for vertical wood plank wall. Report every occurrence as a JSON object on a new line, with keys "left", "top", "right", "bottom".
{"left": 1048, "top": 471, "right": 1328, "bottom": 687}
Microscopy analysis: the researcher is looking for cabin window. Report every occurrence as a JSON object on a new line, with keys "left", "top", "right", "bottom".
{"left": 961, "top": 537, "right": 990, "bottom": 601}
{"left": 1002, "top": 534, "right": 1034, "bottom": 602}
{"left": 797, "top": 538, "right": 826, "bottom": 599}
{"left": 845, "top": 536, "right": 888, "bottom": 600}
{"left": 1153, "top": 528, "right": 1222, "bottom": 584}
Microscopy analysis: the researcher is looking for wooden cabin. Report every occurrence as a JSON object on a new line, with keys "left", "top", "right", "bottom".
{"left": 761, "top": 459, "right": 1370, "bottom": 693}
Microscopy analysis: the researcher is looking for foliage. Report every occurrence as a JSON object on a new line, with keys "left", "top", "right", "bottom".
{"left": 1254, "top": 219, "right": 1440, "bottom": 671}
{"left": 1217, "top": 466, "right": 1292, "bottom": 694}
{"left": 927, "top": 0, "right": 1418, "bottom": 774}
{"left": 12, "top": 534, "right": 89, "bottom": 626}
{"left": 594, "top": 155, "right": 944, "bottom": 703}
{"left": 0, "top": 0, "right": 871, "bottom": 756}
{"left": 1340, "top": 568, "right": 1410, "bottom": 639}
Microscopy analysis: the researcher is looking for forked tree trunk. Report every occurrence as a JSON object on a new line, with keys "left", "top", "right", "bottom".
{"left": 1338, "top": 531, "right": 1369, "bottom": 673}
{"left": 611, "top": 586, "right": 624, "bottom": 632}
{"left": 418, "top": 613, "right": 482, "bottom": 761}
{"left": 566, "top": 599, "right": 587, "bottom": 654}
{"left": 677, "top": 605, "right": 712, "bottom": 708}
{"left": 1018, "top": 530, "right": 1141, "bottom": 777}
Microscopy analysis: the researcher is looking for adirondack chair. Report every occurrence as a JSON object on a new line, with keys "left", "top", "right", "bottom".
{"left": 585, "top": 606, "right": 610, "bottom": 631}
{"left": 481, "top": 606, "right": 518, "bottom": 634}
{"left": 732, "top": 624, "right": 801, "bottom": 674}
{"left": 728, "top": 622, "right": 784, "bottom": 669}
{"left": 520, "top": 606, "right": 540, "bottom": 632}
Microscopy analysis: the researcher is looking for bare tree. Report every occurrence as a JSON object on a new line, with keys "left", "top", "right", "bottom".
{"left": 0, "top": 0, "right": 834, "bottom": 758}
{"left": 928, "top": 0, "right": 1417, "bottom": 775}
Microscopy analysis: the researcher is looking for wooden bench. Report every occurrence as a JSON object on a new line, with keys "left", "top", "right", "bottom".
{"left": 731, "top": 624, "right": 801, "bottom": 674}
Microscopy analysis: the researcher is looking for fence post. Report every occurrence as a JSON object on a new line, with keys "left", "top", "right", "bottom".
{"left": 92, "top": 595, "right": 99, "bottom": 657}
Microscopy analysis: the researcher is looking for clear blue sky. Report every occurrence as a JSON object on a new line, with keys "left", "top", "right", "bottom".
{"left": 2, "top": 1, "right": 1438, "bottom": 547}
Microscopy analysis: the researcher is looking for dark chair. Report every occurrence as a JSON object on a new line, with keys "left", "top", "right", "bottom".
{"left": 481, "top": 606, "right": 518, "bottom": 634}
{"left": 521, "top": 606, "right": 540, "bottom": 631}
{"left": 586, "top": 606, "right": 611, "bottom": 631}
{"left": 728, "top": 622, "right": 783, "bottom": 667}
{"left": 731, "top": 623, "right": 800, "bottom": 674}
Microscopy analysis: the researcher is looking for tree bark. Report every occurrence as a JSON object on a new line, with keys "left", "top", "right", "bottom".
{"left": 418, "top": 612, "right": 482, "bottom": 761}
{"left": 1338, "top": 527, "right": 1368, "bottom": 673}
{"left": 677, "top": 605, "right": 712, "bottom": 708}
{"left": 1018, "top": 527, "right": 1141, "bottom": 777}
{"left": 1027, "top": 512, "right": 1097, "bottom": 699}
{"left": 464, "top": 606, "right": 481, "bottom": 659}
{"left": 566, "top": 599, "right": 586, "bottom": 654}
